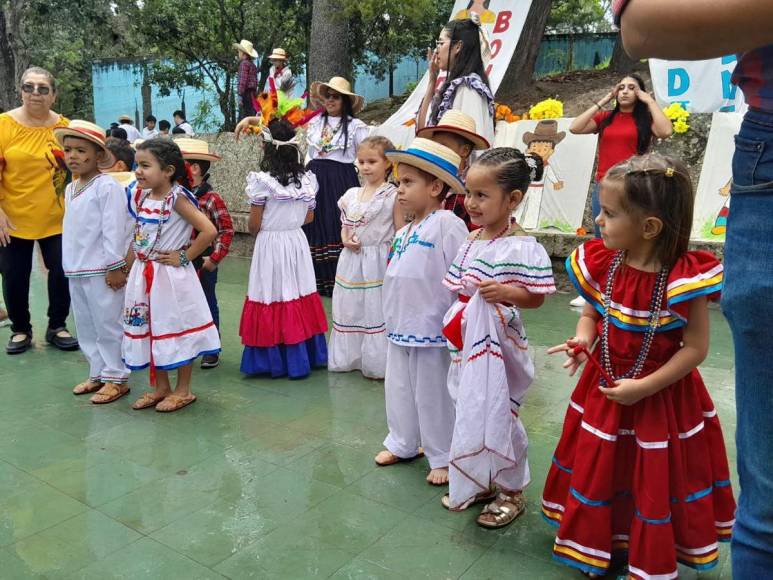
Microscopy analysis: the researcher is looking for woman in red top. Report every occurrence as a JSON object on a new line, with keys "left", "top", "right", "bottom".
{"left": 571, "top": 75, "right": 672, "bottom": 238}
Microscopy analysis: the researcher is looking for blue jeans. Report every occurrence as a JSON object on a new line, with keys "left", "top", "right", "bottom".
{"left": 590, "top": 181, "right": 601, "bottom": 238}
{"left": 722, "top": 108, "right": 773, "bottom": 577}
{"left": 199, "top": 267, "right": 219, "bottom": 331}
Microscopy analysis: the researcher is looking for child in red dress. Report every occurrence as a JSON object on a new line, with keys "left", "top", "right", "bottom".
{"left": 543, "top": 153, "right": 736, "bottom": 579}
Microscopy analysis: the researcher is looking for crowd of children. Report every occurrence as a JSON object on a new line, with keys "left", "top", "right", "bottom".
{"left": 47, "top": 16, "right": 735, "bottom": 576}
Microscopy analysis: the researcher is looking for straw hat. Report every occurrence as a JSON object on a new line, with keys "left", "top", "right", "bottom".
{"left": 385, "top": 138, "right": 465, "bottom": 194}
{"left": 54, "top": 120, "right": 116, "bottom": 170}
{"left": 130, "top": 138, "right": 145, "bottom": 150}
{"left": 522, "top": 120, "right": 566, "bottom": 146}
{"left": 310, "top": 77, "right": 365, "bottom": 114}
{"left": 176, "top": 138, "right": 222, "bottom": 162}
{"left": 269, "top": 48, "right": 288, "bottom": 61}
{"left": 232, "top": 39, "right": 258, "bottom": 59}
{"left": 416, "top": 110, "right": 489, "bottom": 150}
{"left": 118, "top": 114, "right": 132, "bottom": 123}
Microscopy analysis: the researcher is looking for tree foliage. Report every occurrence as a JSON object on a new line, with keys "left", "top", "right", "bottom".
{"left": 547, "top": 0, "right": 612, "bottom": 34}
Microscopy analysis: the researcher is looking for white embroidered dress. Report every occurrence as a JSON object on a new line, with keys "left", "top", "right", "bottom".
{"left": 442, "top": 234, "right": 556, "bottom": 509}
{"left": 328, "top": 183, "right": 397, "bottom": 378}
{"left": 122, "top": 185, "right": 221, "bottom": 370}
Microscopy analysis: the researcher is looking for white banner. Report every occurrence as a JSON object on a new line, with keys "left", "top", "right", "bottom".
{"left": 494, "top": 118, "right": 597, "bottom": 233}
{"left": 649, "top": 56, "right": 747, "bottom": 113}
{"left": 375, "top": 0, "right": 532, "bottom": 147}
{"left": 692, "top": 112, "right": 743, "bottom": 241}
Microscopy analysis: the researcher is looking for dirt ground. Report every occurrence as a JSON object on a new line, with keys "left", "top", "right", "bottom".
{"left": 359, "top": 65, "right": 652, "bottom": 124}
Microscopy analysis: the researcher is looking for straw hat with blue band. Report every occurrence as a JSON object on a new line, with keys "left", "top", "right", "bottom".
{"left": 385, "top": 137, "right": 466, "bottom": 194}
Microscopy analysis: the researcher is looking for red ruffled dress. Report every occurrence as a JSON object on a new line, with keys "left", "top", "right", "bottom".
{"left": 542, "top": 240, "right": 735, "bottom": 579}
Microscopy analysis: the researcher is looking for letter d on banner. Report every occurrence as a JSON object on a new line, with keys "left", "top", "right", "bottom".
{"left": 668, "top": 68, "right": 690, "bottom": 97}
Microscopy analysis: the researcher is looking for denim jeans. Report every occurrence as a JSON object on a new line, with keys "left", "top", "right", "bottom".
{"left": 722, "top": 108, "right": 773, "bottom": 577}
{"left": 199, "top": 267, "right": 219, "bottom": 331}
{"left": 590, "top": 181, "right": 601, "bottom": 238}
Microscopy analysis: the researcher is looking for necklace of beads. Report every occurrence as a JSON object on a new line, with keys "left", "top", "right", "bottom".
{"left": 599, "top": 250, "right": 669, "bottom": 386}
{"left": 71, "top": 174, "right": 101, "bottom": 201}
{"left": 318, "top": 120, "right": 343, "bottom": 154}
{"left": 133, "top": 188, "right": 175, "bottom": 261}
{"left": 457, "top": 219, "right": 514, "bottom": 271}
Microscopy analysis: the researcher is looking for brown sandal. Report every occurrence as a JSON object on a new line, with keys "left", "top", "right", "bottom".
{"left": 476, "top": 492, "right": 527, "bottom": 529}
{"left": 155, "top": 393, "right": 197, "bottom": 413}
{"left": 132, "top": 392, "right": 167, "bottom": 410}
{"left": 91, "top": 383, "right": 130, "bottom": 405}
{"left": 73, "top": 380, "right": 103, "bottom": 395}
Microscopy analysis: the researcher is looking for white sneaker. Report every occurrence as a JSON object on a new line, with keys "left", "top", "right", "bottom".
{"left": 569, "top": 296, "right": 586, "bottom": 308}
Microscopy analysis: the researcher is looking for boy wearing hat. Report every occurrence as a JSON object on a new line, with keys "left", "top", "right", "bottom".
{"left": 417, "top": 109, "right": 489, "bottom": 230}
{"left": 118, "top": 114, "right": 142, "bottom": 143}
{"left": 178, "top": 139, "right": 233, "bottom": 369}
{"left": 55, "top": 120, "right": 134, "bottom": 404}
{"left": 517, "top": 120, "right": 565, "bottom": 230}
{"left": 376, "top": 137, "right": 469, "bottom": 486}
{"left": 234, "top": 39, "right": 259, "bottom": 118}
{"left": 268, "top": 48, "right": 296, "bottom": 96}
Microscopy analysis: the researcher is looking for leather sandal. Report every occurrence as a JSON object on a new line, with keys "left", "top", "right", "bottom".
{"left": 91, "top": 383, "right": 130, "bottom": 405}
{"left": 441, "top": 489, "right": 497, "bottom": 510}
{"left": 155, "top": 393, "right": 197, "bottom": 413}
{"left": 132, "top": 392, "right": 167, "bottom": 410}
{"left": 73, "top": 380, "right": 104, "bottom": 395}
{"left": 476, "top": 492, "right": 527, "bottom": 529}
{"left": 6, "top": 331, "right": 32, "bottom": 355}
{"left": 45, "top": 327, "right": 79, "bottom": 351}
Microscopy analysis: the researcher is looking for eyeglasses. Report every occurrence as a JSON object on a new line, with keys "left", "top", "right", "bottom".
{"left": 324, "top": 93, "right": 342, "bottom": 101}
{"left": 21, "top": 83, "right": 51, "bottom": 95}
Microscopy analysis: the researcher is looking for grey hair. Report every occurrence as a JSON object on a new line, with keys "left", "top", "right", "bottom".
{"left": 20, "top": 67, "right": 57, "bottom": 93}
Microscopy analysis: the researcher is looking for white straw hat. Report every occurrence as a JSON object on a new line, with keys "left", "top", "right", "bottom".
{"left": 54, "top": 120, "right": 116, "bottom": 170}
{"left": 232, "top": 39, "right": 258, "bottom": 59}
{"left": 385, "top": 138, "right": 465, "bottom": 194}
{"left": 176, "top": 138, "right": 222, "bottom": 162}
{"left": 269, "top": 48, "right": 288, "bottom": 61}
{"left": 416, "top": 109, "right": 489, "bottom": 150}
{"left": 310, "top": 77, "right": 365, "bottom": 114}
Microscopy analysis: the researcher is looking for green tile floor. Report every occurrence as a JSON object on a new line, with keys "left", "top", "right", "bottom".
{"left": 0, "top": 257, "right": 737, "bottom": 579}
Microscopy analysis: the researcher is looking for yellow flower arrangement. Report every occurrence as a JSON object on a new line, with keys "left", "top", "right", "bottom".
{"left": 529, "top": 98, "right": 564, "bottom": 120}
{"left": 663, "top": 102, "right": 690, "bottom": 134}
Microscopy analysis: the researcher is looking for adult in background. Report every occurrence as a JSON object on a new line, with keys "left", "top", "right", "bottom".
{"left": 173, "top": 110, "right": 194, "bottom": 136}
{"left": 568, "top": 74, "right": 672, "bottom": 306}
{"left": 416, "top": 16, "right": 495, "bottom": 150}
{"left": 118, "top": 114, "right": 142, "bottom": 142}
{"left": 142, "top": 114, "right": 159, "bottom": 139}
{"left": 0, "top": 66, "right": 78, "bottom": 354}
{"left": 233, "top": 39, "right": 258, "bottom": 119}
{"left": 616, "top": 1, "right": 773, "bottom": 577}
{"left": 267, "top": 48, "right": 296, "bottom": 96}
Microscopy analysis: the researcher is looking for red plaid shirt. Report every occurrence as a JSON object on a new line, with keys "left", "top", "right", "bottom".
{"left": 192, "top": 182, "right": 234, "bottom": 263}
{"left": 238, "top": 59, "right": 258, "bottom": 95}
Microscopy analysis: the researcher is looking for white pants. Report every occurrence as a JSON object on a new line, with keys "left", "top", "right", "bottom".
{"left": 70, "top": 276, "right": 129, "bottom": 383}
{"left": 383, "top": 343, "right": 454, "bottom": 469}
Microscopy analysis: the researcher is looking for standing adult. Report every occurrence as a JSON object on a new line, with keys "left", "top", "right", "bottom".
{"left": 173, "top": 110, "right": 195, "bottom": 136}
{"left": 416, "top": 16, "right": 495, "bottom": 150}
{"left": 0, "top": 67, "right": 79, "bottom": 354}
{"left": 118, "top": 114, "right": 142, "bottom": 143}
{"left": 617, "top": 1, "right": 773, "bottom": 577}
{"left": 233, "top": 39, "right": 259, "bottom": 119}
{"left": 267, "top": 48, "right": 296, "bottom": 96}
{"left": 568, "top": 74, "right": 672, "bottom": 306}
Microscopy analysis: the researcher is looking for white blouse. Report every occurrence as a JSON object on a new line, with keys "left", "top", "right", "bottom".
{"left": 306, "top": 115, "right": 371, "bottom": 164}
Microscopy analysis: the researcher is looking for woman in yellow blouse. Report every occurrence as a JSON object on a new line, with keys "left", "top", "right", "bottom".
{"left": 0, "top": 67, "right": 78, "bottom": 354}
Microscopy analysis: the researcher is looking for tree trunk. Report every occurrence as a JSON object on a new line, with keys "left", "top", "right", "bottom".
{"left": 0, "top": 2, "right": 29, "bottom": 112}
{"left": 309, "top": 0, "right": 350, "bottom": 85}
{"left": 609, "top": 35, "right": 639, "bottom": 74}
{"left": 497, "top": 0, "right": 552, "bottom": 95}
{"left": 141, "top": 62, "right": 152, "bottom": 120}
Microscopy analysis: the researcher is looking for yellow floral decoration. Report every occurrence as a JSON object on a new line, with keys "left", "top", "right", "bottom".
{"left": 529, "top": 98, "right": 564, "bottom": 120}
{"left": 663, "top": 102, "right": 690, "bottom": 134}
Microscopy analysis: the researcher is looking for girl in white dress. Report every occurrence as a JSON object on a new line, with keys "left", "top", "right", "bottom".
{"left": 123, "top": 139, "right": 220, "bottom": 413}
{"left": 239, "top": 119, "right": 328, "bottom": 379}
{"left": 375, "top": 138, "right": 469, "bottom": 486}
{"left": 441, "top": 148, "right": 555, "bottom": 527}
{"left": 328, "top": 136, "right": 405, "bottom": 379}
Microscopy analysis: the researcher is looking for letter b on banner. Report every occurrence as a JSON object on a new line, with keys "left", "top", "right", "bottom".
{"left": 494, "top": 11, "right": 511, "bottom": 33}
{"left": 668, "top": 68, "right": 690, "bottom": 97}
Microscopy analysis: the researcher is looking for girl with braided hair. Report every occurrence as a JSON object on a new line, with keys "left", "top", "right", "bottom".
{"left": 440, "top": 147, "right": 556, "bottom": 527}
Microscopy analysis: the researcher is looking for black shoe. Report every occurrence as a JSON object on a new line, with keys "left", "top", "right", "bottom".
{"left": 201, "top": 354, "right": 220, "bottom": 369}
{"left": 6, "top": 331, "right": 32, "bottom": 354}
{"left": 45, "top": 327, "right": 79, "bottom": 351}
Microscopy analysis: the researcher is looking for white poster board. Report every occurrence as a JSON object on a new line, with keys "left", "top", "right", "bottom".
{"left": 692, "top": 112, "right": 743, "bottom": 241}
{"left": 374, "top": 0, "right": 532, "bottom": 147}
{"left": 495, "top": 118, "right": 597, "bottom": 232}
{"left": 649, "top": 56, "right": 747, "bottom": 113}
